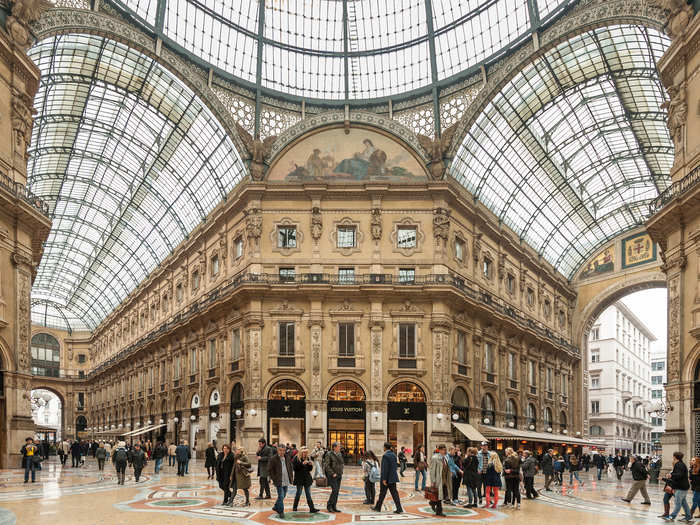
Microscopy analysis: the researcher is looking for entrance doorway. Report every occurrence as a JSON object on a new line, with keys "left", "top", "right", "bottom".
{"left": 230, "top": 383, "right": 244, "bottom": 445}
{"left": 268, "top": 380, "right": 306, "bottom": 447}
{"left": 327, "top": 381, "right": 366, "bottom": 464}
{"left": 387, "top": 382, "right": 426, "bottom": 455}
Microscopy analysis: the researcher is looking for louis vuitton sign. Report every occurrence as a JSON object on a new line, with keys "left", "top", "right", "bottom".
{"left": 327, "top": 400, "right": 365, "bottom": 420}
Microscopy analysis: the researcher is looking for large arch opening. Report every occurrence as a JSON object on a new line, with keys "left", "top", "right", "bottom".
{"left": 31, "top": 388, "right": 63, "bottom": 445}
{"left": 327, "top": 380, "right": 366, "bottom": 464}
{"left": 267, "top": 379, "right": 306, "bottom": 447}
{"left": 387, "top": 381, "right": 427, "bottom": 454}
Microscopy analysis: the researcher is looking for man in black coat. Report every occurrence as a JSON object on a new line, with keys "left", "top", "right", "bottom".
{"left": 256, "top": 438, "right": 275, "bottom": 499}
{"left": 323, "top": 441, "right": 344, "bottom": 513}
{"left": 621, "top": 456, "right": 650, "bottom": 504}
{"left": 130, "top": 443, "right": 147, "bottom": 482}
{"left": 70, "top": 439, "right": 82, "bottom": 468}
{"left": 372, "top": 443, "right": 403, "bottom": 514}
{"left": 269, "top": 444, "right": 294, "bottom": 518}
{"left": 613, "top": 453, "right": 626, "bottom": 480}
{"left": 593, "top": 452, "right": 606, "bottom": 480}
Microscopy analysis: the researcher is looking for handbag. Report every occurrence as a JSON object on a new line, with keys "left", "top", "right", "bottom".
{"left": 315, "top": 477, "right": 328, "bottom": 488}
{"left": 664, "top": 484, "right": 674, "bottom": 495}
{"left": 424, "top": 486, "right": 439, "bottom": 502}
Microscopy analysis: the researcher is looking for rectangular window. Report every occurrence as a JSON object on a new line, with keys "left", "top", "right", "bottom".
{"left": 337, "top": 226, "right": 356, "bottom": 248}
{"left": 652, "top": 361, "right": 665, "bottom": 371}
{"left": 526, "top": 287, "right": 534, "bottom": 306}
{"left": 231, "top": 328, "right": 241, "bottom": 360}
{"left": 279, "top": 267, "right": 295, "bottom": 282}
{"left": 561, "top": 374, "right": 568, "bottom": 395}
{"left": 506, "top": 274, "right": 515, "bottom": 294}
{"left": 277, "top": 226, "right": 297, "bottom": 248}
{"left": 591, "top": 400, "right": 600, "bottom": 414}
{"left": 591, "top": 349, "right": 600, "bottom": 363}
{"left": 591, "top": 377, "right": 599, "bottom": 388}
{"left": 483, "top": 258, "right": 492, "bottom": 279}
{"left": 174, "top": 355, "right": 180, "bottom": 379}
{"left": 235, "top": 237, "right": 243, "bottom": 258}
{"left": 484, "top": 342, "right": 495, "bottom": 373}
{"left": 546, "top": 368, "right": 553, "bottom": 391}
{"left": 528, "top": 361, "right": 536, "bottom": 385}
{"left": 338, "top": 323, "right": 355, "bottom": 356}
{"left": 398, "top": 268, "right": 415, "bottom": 283}
{"left": 338, "top": 267, "right": 355, "bottom": 284}
{"left": 652, "top": 375, "right": 663, "bottom": 385}
{"left": 209, "top": 339, "right": 217, "bottom": 368}
{"left": 396, "top": 226, "right": 417, "bottom": 248}
{"left": 78, "top": 392, "right": 84, "bottom": 408}
{"left": 455, "top": 239, "right": 464, "bottom": 261}
{"left": 279, "top": 322, "right": 295, "bottom": 356}
{"left": 651, "top": 417, "right": 663, "bottom": 426}
{"left": 590, "top": 327, "right": 599, "bottom": 340}
{"left": 190, "top": 348, "right": 198, "bottom": 373}
{"left": 508, "top": 353, "right": 516, "bottom": 379}
{"left": 211, "top": 255, "right": 220, "bottom": 276}
{"left": 652, "top": 389, "right": 663, "bottom": 399}
{"left": 77, "top": 354, "right": 86, "bottom": 364}
{"left": 192, "top": 271, "right": 200, "bottom": 291}
{"left": 456, "top": 331, "right": 466, "bottom": 363}
{"left": 398, "top": 324, "right": 416, "bottom": 358}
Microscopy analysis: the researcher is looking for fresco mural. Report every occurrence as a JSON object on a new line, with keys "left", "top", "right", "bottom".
{"left": 622, "top": 232, "right": 657, "bottom": 268}
{"left": 579, "top": 245, "right": 614, "bottom": 279}
{"left": 267, "top": 128, "right": 427, "bottom": 182}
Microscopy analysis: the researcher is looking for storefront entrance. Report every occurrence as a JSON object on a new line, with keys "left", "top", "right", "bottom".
{"left": 387, "top": 382, "right": 426, "bottom": 455}
{"left": 327, "top": 381, "right": 366, "bottom": 464}
{"left": 268, "top": 380, "right": 306, "bottom": 447}
{"left": 230, "top": 383, "right": 244, "bottom": 445}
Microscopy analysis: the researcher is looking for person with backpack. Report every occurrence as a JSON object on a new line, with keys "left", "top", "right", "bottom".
{"left": 112, "top": 441, "right": 129, "bottom": 485}
{"left": 362, "top": 451, "right": 380, "bottom": 506}
{"left": 621, "top": 455, "right": 651, "bottom": 504}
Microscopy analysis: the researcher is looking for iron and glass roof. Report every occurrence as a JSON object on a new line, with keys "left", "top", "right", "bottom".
{"left": 28, "top": 34, "right": 246, "bottom": 333}
{"left": 111, "top": 0, "right": 574, "bottom": 101}
{"left": 450, "top": 25, "right": 672, "bottom": 279}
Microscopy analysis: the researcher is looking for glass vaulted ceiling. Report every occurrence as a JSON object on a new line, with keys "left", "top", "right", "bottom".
{"left": 28, "top": 34, "right": 246, "bottom": 333}
{"left": 112, "top": 0, "right": 573, "bottom": 100}
{"left": 450, "top": 25, "right": 672, "bottom": 279}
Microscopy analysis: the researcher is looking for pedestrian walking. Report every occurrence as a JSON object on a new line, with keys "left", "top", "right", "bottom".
{"left": 484, "top": 452, "right": 503, "bottom": 509}
{"left": 593, "top": 452, "right": 606, "bottom": 481}
{"left": 621, "top": 455, "right": 651, "bottom": 505}
{"left": 413, "top": 445, "right": 427, "bottom": 492}
{"left": 70, "top": 439, "right": 82, "bottom": 468}
{"left": 255, "top": 438, "right": 275, "bottom": 499}
{"left": 215, "top": 444, "right": 235, "bottom": 505}
{"left": 503, "top": 447, "right": 521, "bottom": 508}
{"left": 541, "top": 449, "right": 554, "bottom": 491}
{"left": 372, "top": 442, "right": 404, "bottom": 514}
{"left": 362, "top": 451, "right": 380, "bottom": 505}
{"left": 462, "top": 447, "right": 480, "bottom": 508}
{"left": 664, "top": 451, "right": 692, "bottom": 522}
{"left": 292, "top": 447, "right": 319, "bottom": 512}
{"left": 175, "top": 440, "right": 190, "bottom": 476}
{"left": 568, "top": 454, "right": 583, "bottom": 486}
{"left": 553, "top": 455, "right": 564, "bottom": 485}
{"left": 20, "top": 437, "right": 39, "bottom": 483}
{"left": 613, "top": 453, "right": 626, "bottom": 481}
{"left": 269, "top": 444, "right": 294, "bottom": 519}
{"left": 448, "top": 447, "right": 463, "bottom": 505}
{"left": 96, "top": 443, "right": 107, "bottom": 477}
{"left": 152, "top": 441, "right": 167, "bottom": 475}
{"left": 112, "top": 441, "right": 128, "bottom": 485}
{"left": 477, "top": 442, "right": 491, "bottom": 504}
{"left": 688, "top": 456, "right": 700, "bottom": 518}
{"left": 168, "top": 441, "right": 176, "bottom": 467}
{"left": 310, "top": 442, "right": 325, "bottom": 480}
{"left": 323, "top": 441, "right": 344, "bottom": 513}
{"left": 398, "top": 447, "right": 407, "bottom": 477}
{"left": 232, "top": 446, "right": 252, "bottom": 506}
{"left": 205, "top": 442, "right": 217, "bottom": 479}
{"left": 521, "top": 450, "right": 538, "bottom": 499}
{"left": 428, "top": 444, "right": 451, "bottom": 516}
{"left": 130, "top": 443, "right": 147, "bottom": 482}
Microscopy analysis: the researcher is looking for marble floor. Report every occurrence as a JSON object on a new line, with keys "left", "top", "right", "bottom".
{"left": 0, "top": 458, "right": 685, "bottom": 524}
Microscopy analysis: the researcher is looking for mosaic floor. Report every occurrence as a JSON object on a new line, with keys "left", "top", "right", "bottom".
{"left": 0, "top": 458, "right": 679, "bottom": 524}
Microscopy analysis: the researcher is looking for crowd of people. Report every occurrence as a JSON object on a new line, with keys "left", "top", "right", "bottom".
{"left": 21, "top": 434, "right": 699, "bottom": 522}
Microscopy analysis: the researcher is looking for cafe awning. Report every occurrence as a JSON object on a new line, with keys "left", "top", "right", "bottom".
{"left": 121, "top": 425, "right": 156, "bottom": 437}
{"left": 478, "top": 425, "right": 599, "bottom": 446}
{"left": 452, "top": 422, "right": 487, "bottom": 443}
{"left": 129, "top": 423, "right": 166, "bottom": 437}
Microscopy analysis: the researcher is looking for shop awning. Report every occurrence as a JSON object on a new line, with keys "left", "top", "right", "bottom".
{"left": 452, "top": 422, "right": 487, "bottom": 442}
{"left": 129, "top": 423, "right": 166, "bottom": 437}
{"left": 121, "top": 425, "right": 156, "bottom": 437}
{"left": 478, "top": 425, "right": 599, "bottom": 446}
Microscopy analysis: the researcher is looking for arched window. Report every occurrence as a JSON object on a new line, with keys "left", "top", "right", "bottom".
{"left": 481, "top": 393, "right": 495, "bottom": 424}
{"left": 526, "top": 403, "right": 537, "bottom": 430}
{"left": 544, "top": 407, "right": 553, "bottom": 430}
{"left": 451, "top": 387, "right": 469, "bottom": 423}
{"left": 232, "top": 383, "right": 244, "bottom": 403}
{"left": 269, "top": 380, "right": 305, "bottom": 400}
{"left": 75, "top": 415, "right": 87, "bottom": 432}
{"left": 328, "top": 381, "right": 365, "bottom": 401}
{"left": 505, "top": 399, "right": 517, "bottom": 428}
{"left": 31, "top": 333, "right": 60, "bottom": 377}
{"left": 388, "top": 382, "right": 426, "bottom": 403}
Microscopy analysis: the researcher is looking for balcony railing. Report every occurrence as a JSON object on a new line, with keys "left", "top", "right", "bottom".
{"left": 87, "top": 271, "right": 579, "bottom": 379}
{"left": 650, "top": 163, "right": 700, "bottom": 214}
{"left": 0, "top": 171, "right": 50, "bottom": 217}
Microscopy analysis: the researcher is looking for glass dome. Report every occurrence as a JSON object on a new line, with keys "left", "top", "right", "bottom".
{"left": 112, "top": 0, "right": 574, "bottom": 101}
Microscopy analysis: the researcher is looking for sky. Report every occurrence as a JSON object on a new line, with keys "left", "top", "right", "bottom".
{"left": 618, "top": 288, "right": 668, "bottom": 353}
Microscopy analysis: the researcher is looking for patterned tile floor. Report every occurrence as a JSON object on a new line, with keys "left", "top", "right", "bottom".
{"left": 0, "top": 458, "right": 682, "bottom": 524}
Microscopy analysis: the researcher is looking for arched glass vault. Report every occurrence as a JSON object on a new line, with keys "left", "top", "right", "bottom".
{"left": 28, "top": 34, "right": 246, "bottom": 332}
{"left": 450, "top": 25, "right": 672, "bottom": 278}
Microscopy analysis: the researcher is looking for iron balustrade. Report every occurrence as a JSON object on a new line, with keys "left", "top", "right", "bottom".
{"left": 650, "top": 163, "right": 700, "bottom": 214}
{"left": 86, "top": 271, "right": 580, "bottom": 379}
{"left": 0, "top": 171, "right": 50, "bottom": 217}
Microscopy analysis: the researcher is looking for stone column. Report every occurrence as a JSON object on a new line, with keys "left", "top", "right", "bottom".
{"left": 307, "top": 313, "right": 325, "bottom": 445}
{"left": 368, "top": 305, "right": 385, "bottom": 454}
{"left": 0, "top": 15, "right": 52, "bottom": 468}
{"left": 429, "top": 319, "right": 451, "bottom": 445}
{"left": 241, "top": 313, "right": 264, "bottom": 453}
